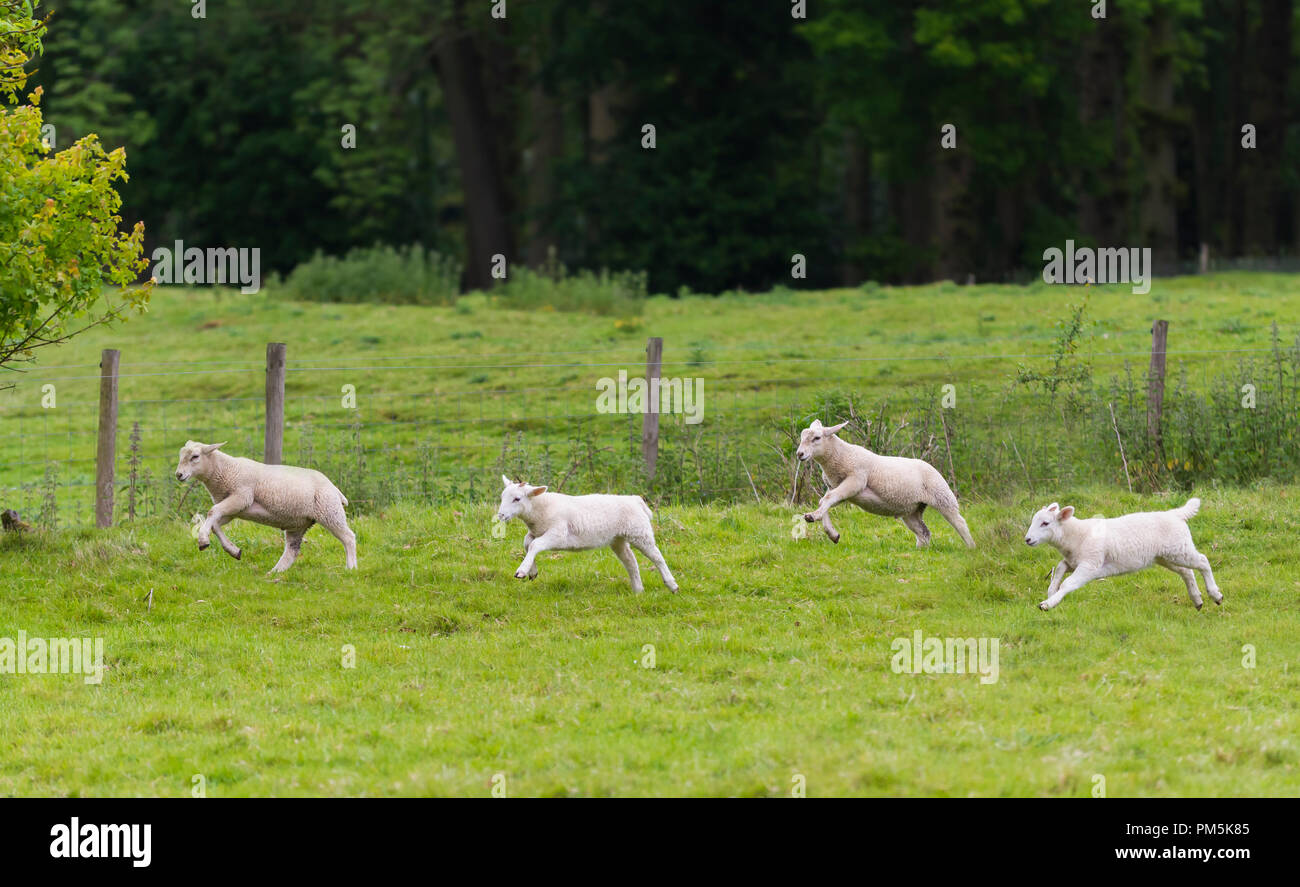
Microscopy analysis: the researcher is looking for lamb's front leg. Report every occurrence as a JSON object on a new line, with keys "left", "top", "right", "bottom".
{"left": 1045, "top": 560, "right": 1069, "bottom": 596}
{"left": 521, "top": 531, "right": 538, "bottom": 579}
{"left": 197, "top": 490, "right": 253, "bottom": 551}
{"left": 804, "top": 477, "right": 861, "bottom": 542}
{"left": 515, "top": 530, "right": 560, "bottom": 580}
{"left": 1039, "top": 563, "right": 1099, "bottom": 611}
{"left": 211, "top": 515, "right": 242, "bottom": 560}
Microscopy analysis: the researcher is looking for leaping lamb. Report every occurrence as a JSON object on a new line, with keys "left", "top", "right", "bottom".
{"left": 1024, "top": 499, "right": 1221, "bottom": 611}
{"left": 795, "top": 419, "right": 975, "bottom": 548}
{"left": 495, "top": 476, "right": 677, "bottom": 593}
{"left": 175, "top": 441, "right": 357, "bottom": 573}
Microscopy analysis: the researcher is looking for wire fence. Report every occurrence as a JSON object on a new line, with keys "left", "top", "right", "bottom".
{"left": 2, "top": 324, "right": 1299, "bottom": 530}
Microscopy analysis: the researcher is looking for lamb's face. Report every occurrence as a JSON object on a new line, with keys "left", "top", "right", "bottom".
{"left": 795, "top": 420, "right": 847, "bottom": 463}
{"left": 1024, "top": 502, "right": 1073, "bottom": 546}
{"left": 175, "top": 440, "right": 223, "bottom": 481}
{"left": 496, "top": 476, "right": 545, "bottom": 522}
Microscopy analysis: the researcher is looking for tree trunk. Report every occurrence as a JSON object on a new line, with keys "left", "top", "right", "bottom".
{"left": 525, "top": 78, "right": 563, "bottom": 267}
{"left": 840, "top": 129, "right": 871, "bottom": 285}
{"left": 1135, "top": 5, "right": 1180, "bottom": 272}
{"left": 435, "top": 2, "right": 514, "bottom": 290}
{"left": 932, "top": 145, "right": 972, "bottom": 281}
{"left": 588, "top": 82, "right": 623, "bottom": 165}
{"left": 1078, "top": 14, "right": 1129, "bottom": 248}
{"left": 1225, "top": 0, "right": 1249, "bottom": 255}
{"left": 1239, "top": 0, "right": 1293, "bottom": 254}
{"left": 893, "top": 169, "right": 936, "bottom": 283}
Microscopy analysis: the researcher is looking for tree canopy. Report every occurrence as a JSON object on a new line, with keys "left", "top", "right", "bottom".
{"left": 24, "top": 0, "right": 1300, "bottom": 293}
{"left": 0, "top": 0, "right": 150, "bottom": 377}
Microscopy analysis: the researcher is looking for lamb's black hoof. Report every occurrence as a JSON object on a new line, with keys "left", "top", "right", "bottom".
{"left": 197, "top": 541, "right": 209, "bottom": 551}
{"left": 1195, "top": 601, "right": 1202, "bottom": 611}
{"left": 1214, "top": 598, "right": 1222, "bottom": 606}
{"left": 803, "top": 513, "right": 816, "bottom": 523}
{"left": 233, "top": 549, "right": 242, "bottom": 560}
{"left": 829, "top": 533, "right": 840, "bottom": 544}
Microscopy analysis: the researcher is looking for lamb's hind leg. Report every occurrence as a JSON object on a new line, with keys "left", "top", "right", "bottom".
{"left": 610, "top": 538, "right": 643, "bottom": 593}
{"left": 932, "top": 498, "right": 975, "bottom": 548}
{"left": 900, "top": 508, "right": 931, "bottom": 548}
{"left": 1167, "top": 549, "right": 1221, "bottom": 605}
{"left": 1157, "top": 557, "right": 1203, "bottom": 609}
{"left": 319, "top": 510, "right": 357, "bottom": 569}
{"left": 1195, "top": 552, "right": 1223, "bottom": 605}
{"left": 629, "top": 535, "right": 678, "bottom": 592}
{"left": 270, "top": 527, "right": 308, "bottom": 574}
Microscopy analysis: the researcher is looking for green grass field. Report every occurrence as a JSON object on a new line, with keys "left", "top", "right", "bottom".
{"left": 3, "top": 487, "right": 1298, "bottom": 797}
{"left": 2, "top": 274, "right": 1299, "bottom": 796}
{"left": 1, "top": 272, "right": 1298, "bottom": 518}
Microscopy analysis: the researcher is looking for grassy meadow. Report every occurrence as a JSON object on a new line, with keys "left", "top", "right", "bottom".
{"left": 1, "top": 273, "right": 1298, "bottom": 796}
{"left": 1, "top": 272, "right": 1298, "bottom": 520}
{"left": 2, "top": 487, "right": 1297, "bottom": 797}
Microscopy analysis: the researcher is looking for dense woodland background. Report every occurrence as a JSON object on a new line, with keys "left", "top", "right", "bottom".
{"left": 31, "top": 0, "right": 1300, "bottom": 293}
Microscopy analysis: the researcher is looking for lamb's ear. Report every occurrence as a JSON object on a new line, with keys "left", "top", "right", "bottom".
{"left": 502, "top": 474, "right": 513, "bottom": 488}
{"left": 825, "top": 420, "right": 849, "bottom": 436}
{"left": 1046, "top": 502, "right": 1059, "bottom": 513}
{"left": 528, "top": 485, "right": 547, "bottom": 497}
{"left": 201, "top": 442, "right": 226, "bottom": 454}
{"left": 1058, "top": 506, "right": 1074, "bottom": 521}
{"left": 809, "top": 419, "right": 822, "bottom": 430}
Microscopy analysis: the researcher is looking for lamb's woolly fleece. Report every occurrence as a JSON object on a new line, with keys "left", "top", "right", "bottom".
{"left": 814, "top": 435, "right": 962, "bottom": 516}
{"left": 1025, "top": 498, "right": 1220, "bottom": 611}
{"left": 189, "top": 451, "right": 349, "bottom": 531}
{"left": 514, "top": 491, "right": 654, "bottom": 549}
{"left": 496, "top": 476, "right": 676, "bottom": 592}
{"left": 796, "top": 420, "right": 975, "bottom": 548}
{"left": 176, "top": 441, "right": 356, "bottom": 572}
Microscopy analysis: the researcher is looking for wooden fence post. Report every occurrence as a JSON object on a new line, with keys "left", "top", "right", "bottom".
{"left": 95, "top": 349, "right": 120, "bottom": 528}
{"left": 265, "top": 342, "right": 286, "bottom": 464}
{"left": 1147, "top": 320, "right": 1168, "bottom": 461}
{"left": 642, "top": 336, "right": 663, "bottom": 480}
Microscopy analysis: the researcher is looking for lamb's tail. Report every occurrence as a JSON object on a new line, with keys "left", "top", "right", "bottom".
{"left": 638, "top": 495, "right": 653, "bottom": 521}
{"left": 334, "top": 484, "right": 349, "bottom": 508}
{"left": 1173, "top": 497, "right": 1200, "bottom": 521}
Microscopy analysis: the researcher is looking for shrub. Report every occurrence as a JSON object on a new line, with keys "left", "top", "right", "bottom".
{"left": 490, "top": 248, "right": 647, "bottom": 316}
{"left": 278, "top": 244, "right": 462, "bottom": 306}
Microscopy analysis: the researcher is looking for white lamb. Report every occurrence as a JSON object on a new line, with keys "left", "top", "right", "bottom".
{"left": 1024, "top": 499, "right": 1221, "bottom": 611}
{"left": 175, "top": 441, "right": 357, "bottom": 573}
{"left": 495, "top": 475, "right": 677, "bottom": 593}
{"left": 795, "top": 419, "right": 975, "bottom": 548}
